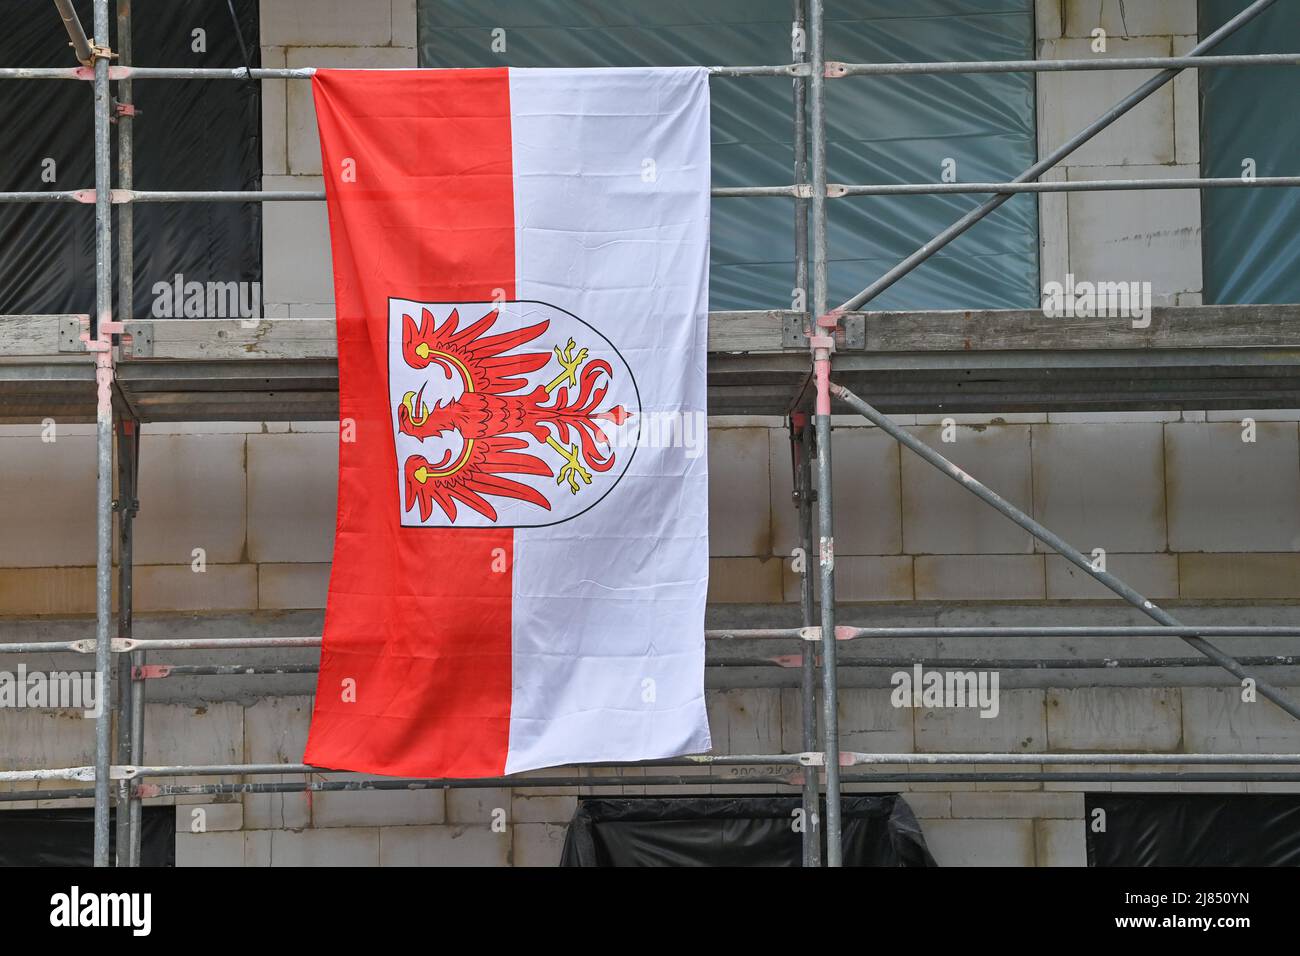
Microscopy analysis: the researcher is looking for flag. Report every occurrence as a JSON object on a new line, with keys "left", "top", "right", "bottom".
{"left": 303, "top": 67, "right": 713, "bottom": 777}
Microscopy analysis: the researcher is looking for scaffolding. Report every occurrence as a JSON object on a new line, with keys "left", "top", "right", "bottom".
{"left": 2, "top": 0, "right": 1300, "bottom": 868}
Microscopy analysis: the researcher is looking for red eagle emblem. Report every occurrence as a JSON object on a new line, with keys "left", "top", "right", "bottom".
{"left": 391, "top": 302, "right": 635, "bottom": 526}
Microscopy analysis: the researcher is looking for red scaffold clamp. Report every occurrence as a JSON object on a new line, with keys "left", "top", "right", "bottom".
{"left": 79, "top": 314, "right": 124, "bottom": 417}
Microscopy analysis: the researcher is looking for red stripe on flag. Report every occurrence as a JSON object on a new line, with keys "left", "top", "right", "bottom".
{"left": 304, "top": 69, "right": 516, "bottom": 777}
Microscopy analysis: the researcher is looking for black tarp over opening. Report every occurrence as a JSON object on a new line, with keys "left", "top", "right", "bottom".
{"left": 0, "top": 0, "right": 261, "bottom": 317}
{"left": 0, "top": 807, "right": 174, "bottom": 867}
{"left": 560, "top": 795, "right": 937, "bottom": 866}
{"left": 1087, "top": 793, "right": 1300, "bottom": 867}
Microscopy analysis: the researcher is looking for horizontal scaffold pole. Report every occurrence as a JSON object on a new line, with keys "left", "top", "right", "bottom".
{"left": 7, "top": 177, "right": 1300, "bottom": 204}
{"left": 120, "top": 654, "right": 1300, "bottom": 677}
{"left": 6, "top": 752, "right": 1298, "bottom": 786}
{"left": 8, "top": 625, "right": 1300, "bottom": 657}
{"left": 0, "top": 64, "right": 811, "bottom": 81}
{"left": 3, "top": 53, "right": 1298, "bottom": 82}
{"left": 829, "top": 176, "right": 1300, "bottom": 196}
{"left": 14, "top": 770, "right": 1300, "bottom": 801}
{"left": 827, "top": 52, "right": 1300, "bottom": 76}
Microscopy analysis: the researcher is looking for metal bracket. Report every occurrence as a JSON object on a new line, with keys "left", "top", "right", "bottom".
{"left": 88, "top": 41, "right": 117, "bottom": 64}
{"left": 781, "top": 312, "right": 805, "bottom": 348}
{"left": 782, "top": 312, "right": 864, "bottom": 349}
{"left": 59, "top": 315, "right": 87, "bottom": 352}
{"left": 840, "top": 316, "right": 865, "bottom": 349}
{"left": 123, "top": 321, "right": 153, "bottom": 357}
{"left": 78, "top": 313, "right": 123, "bottom": 352}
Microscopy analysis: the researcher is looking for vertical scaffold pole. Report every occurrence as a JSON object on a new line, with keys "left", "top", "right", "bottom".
{"left": 90, "top": 0, "right": 115, "bottom": 868}
{"left": 128, "top": 641, "right": 145, "bottom": 867}
{"left": 790, "top": 0, "right": 820, "bottom": 869}
{"left": 113, "top": 419, "right": 138, "bottom": 865}
{"left": 806, "top": 0, "right": 842, "bottom": 866}
{"left": 792, "top": 416, "right": 821, "bottom": 866}
{"left": 117, "top": 0, "right": 133, "bottom": 330}
{"left": 113, "top": 0, "right": 136, "bottom": 868}
{"left": 792, "top": 0, "right": 809, "bottom": 313}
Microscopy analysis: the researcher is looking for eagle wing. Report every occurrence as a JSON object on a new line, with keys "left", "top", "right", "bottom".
{"left": 403, "top": 436, "right": 552, "bottom": 524}
{"left": 402, "top": 306, "right": 551, "bottom": 395}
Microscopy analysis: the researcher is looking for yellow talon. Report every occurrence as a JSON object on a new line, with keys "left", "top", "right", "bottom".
{"left": 545, "top": 436, "right": 592, "bottom": 493}
{"left": 545, "top": 337, "right": 589, "bottom": 394}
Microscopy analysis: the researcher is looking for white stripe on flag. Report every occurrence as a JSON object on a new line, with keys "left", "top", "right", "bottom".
{"left": 504, "top": 67, "right": 713, "bottom": 773}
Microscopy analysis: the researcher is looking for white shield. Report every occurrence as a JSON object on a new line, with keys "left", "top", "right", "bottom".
{"left": 388, "top": 298, "right": 641, "bottom": 528}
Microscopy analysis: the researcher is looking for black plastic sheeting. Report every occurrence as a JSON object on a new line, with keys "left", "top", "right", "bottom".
{"left": 1199, "top": 0, "right": 1300, "bottom": 305}
{"left": 0, "top": 0, "right": 261, "bottom": 317}
{"left": 1086, "top": 793, "right": 1300, "bottom": 867}
{"left": 418, "top": 1, "right": 1038, "bottom": 312}
{"left": 560, "top": 795, "right": 937, "bottom": 866}
{"left": 0, "top": 807, "right": 174, "bottom": 867}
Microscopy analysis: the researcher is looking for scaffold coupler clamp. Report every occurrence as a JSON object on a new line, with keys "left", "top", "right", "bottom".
{"left": 71, "top": 41, "right": 117, "bottom": 78}
{"left": 86, "top": 39, "right": 117, "bottom": 66}
{"left": 811, "top": 312, "right": 841, "bottom": 416}
{"left": 79, "top": 314, "right": 124, "bottom": 418}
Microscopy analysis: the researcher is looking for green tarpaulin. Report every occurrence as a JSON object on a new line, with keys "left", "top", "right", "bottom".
{"left": 418, "top": 1, "right": 1039, "bottom": 311}
{"left": 1199, "top": 0, "right": 1300, "bottom": 305}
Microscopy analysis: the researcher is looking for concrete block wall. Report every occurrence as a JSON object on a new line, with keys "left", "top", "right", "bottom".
{"left": 1036, "top": 0, "right": 1205, "bottom": 305}
{"left": 261, "top": 0, "right": 416, "bottom": 319}
{"left": 5, "top": 412, "right": 1299, "bottom": 613}
{"left": 5, "top": 0, "right": 1300, "bottom": 867}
